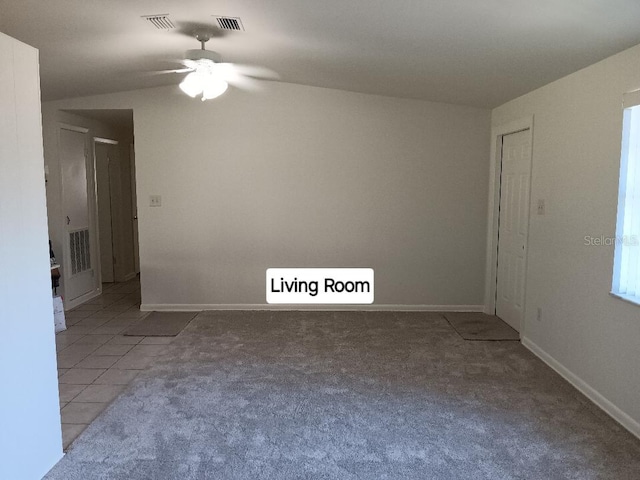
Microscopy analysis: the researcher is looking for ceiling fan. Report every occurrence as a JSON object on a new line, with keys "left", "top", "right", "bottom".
{"left": 156, "top": 26, "right": 277, "bottom": 101}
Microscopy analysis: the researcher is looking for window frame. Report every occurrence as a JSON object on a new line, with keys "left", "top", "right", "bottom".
{"left": 611, "top": 90, "right": 640, "bottom": 305}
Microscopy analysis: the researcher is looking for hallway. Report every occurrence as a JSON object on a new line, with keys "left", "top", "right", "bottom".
{"left": 55, "top": 278, "right": 172, "bottom": 448}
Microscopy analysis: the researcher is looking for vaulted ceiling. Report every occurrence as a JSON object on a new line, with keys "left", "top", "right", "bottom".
{"left": 1, "top": 0, "right": 640, "bottom": 108}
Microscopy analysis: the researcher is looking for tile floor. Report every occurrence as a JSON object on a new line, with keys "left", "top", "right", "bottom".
{"left": 55, "top": 277, "right": 173, "bottom": 449}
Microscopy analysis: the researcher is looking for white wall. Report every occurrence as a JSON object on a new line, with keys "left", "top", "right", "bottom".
{"left": 0, "top": 32, "right": 63, "bottom": 479}
{"left": 43, "top": 82, "right": 490, "bottom": 309}
{"left": 491, "top": 43, "right": 640, "bottom": 436}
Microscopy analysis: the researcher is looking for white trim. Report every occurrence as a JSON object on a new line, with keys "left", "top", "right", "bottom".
{"left": 522, "top": 336, "right": 640, "bottom": 441}
{"left": 93, "top": 136, "right": 119, "bottom": 145}
{"left": 140, "top": 304, "right": 485, "bottom": 312}
{"left": 92, "top": 136, "right": 120, "bottom": 285}
{"left": 123, "top": 271, "right": 138, "bottom": 282}
{"left": 610, "top": 291, "right": 640, "bottom": 307}
{"left": 484, "top": 116, "right": 534, "bottom": 334}
{"left": 64, "top": 287, "right": 101, "bottom": 311}
{"left": 59, "top": 123, "right": 89, "bottom": 134}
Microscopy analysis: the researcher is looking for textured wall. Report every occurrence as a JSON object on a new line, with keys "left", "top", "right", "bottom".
{"left": 44, "top": 82, "right": 490, "bottom": 308}
{"left": 492, "top": 42, "right": 640, "bottom": 434}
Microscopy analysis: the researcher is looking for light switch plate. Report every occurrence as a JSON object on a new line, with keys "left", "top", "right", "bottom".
{"left": 150, "top": 195, "right": 162, "bottom": 207}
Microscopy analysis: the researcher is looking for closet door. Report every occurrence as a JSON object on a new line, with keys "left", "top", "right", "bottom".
{"left": 60, "top": 125, "right": 96, "bottom": 303}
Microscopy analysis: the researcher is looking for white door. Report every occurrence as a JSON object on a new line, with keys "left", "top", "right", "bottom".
{"left": 496, "top": 129, "right": 532, "bottom": 332}
{"left": 130, "top": 143, "right": 140, "bottom": 274}
{"left": 60, "top": 127, "right": 96, "bottom": 303}
{"left": 95, "top": 142, "right": 115, "bottom": 282}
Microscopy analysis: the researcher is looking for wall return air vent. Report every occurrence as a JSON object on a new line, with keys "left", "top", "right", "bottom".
{"left": 69, "top": 228, "right": 91, "bottom": 275}
{"left": 142, "top": 14, "right": 175, "bottom": 30}
{"left": 213, "top": 16, "right": 244, "bottom": 31}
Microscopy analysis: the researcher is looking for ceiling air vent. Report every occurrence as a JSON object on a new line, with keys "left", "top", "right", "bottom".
{"left": 213, "top": 16, "right": 244, "bottom": 31}
{"left": 142, "top": 14, "right": 175, "bottom": 30}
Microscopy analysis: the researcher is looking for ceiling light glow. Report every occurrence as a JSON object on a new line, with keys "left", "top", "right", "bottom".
{"left": 202, "top": 77, "right": 228, "bottom": 100}
{"left": 179, "top": 70, "right": 228, "bottom": 101}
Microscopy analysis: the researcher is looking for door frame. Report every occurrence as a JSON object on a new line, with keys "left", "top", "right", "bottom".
{"left": 484, "top": 116, "right": 534, "bottom": 334}
{"left": 58, "top": 123, "right": 101, "bottom": 309}
{"left": 93, "top": 137, "right": 119, "bottom": 285}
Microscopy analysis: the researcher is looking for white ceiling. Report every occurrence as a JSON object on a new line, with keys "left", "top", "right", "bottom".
{"left": 1, "top": 0, "right": 640, "bottom": 108}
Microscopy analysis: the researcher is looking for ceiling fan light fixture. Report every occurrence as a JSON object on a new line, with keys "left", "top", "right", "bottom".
{"left": 169, "top": 28, "right": 273, "bottom": 100}
{"left": 202, "top": 77, "right": 228, "bottom": 101}
{"left": 179, "top": 70, "right": 228, "bottom": 101}
{"left": 179, "top": 72, "right": 203, "bottom": 97}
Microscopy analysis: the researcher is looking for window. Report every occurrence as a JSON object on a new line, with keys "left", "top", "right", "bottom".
{"left": 612, "top": 91, "right": 640, "bottom": 303}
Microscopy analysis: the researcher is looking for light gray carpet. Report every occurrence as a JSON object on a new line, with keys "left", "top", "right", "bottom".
{"left": 46, "top": 311, "right": 640, "bottom": 479}
{"left": 444, "top": 312, "right": 520, "bottom": 341}
{"left": 123, "top": 311, "right": 197, "bottom": 336}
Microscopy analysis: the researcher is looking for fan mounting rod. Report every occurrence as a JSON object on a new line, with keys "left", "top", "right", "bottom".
{"left": 194, "top": 29, "right": 211, "bottom": 49}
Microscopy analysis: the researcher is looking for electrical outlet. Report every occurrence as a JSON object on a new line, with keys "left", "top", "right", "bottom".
{"left": 537, "top": 199, "right": 545, "bottom": 215}
{"left": 536, "top": 307, "right": 542, "bottom": 322}
{"left": 149, "top": 195, "right": 162, "bottom": 207}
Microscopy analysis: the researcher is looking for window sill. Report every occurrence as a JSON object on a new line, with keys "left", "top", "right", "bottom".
{"left": 609, "top": 291, "right": 640, "bottom": 307}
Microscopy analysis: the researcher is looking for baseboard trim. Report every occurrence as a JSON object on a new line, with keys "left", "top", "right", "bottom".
{"left": 522, "top": 336, "right": 640, "bottom": 441}
{"left": 64, "top": 288, "right": 101, "bottom": 311}
{"left": 140, "top": 304, "right": 485, "bottom": 313}
{"left": 122, "top": 271, "right": 137, "bottom": 282}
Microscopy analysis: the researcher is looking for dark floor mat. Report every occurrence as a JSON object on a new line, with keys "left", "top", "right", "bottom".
{"left": 443, "top": 312, "right": 519, "bottom": 340}
{"left": 123, "top": 312, "right": 197, "bottom": 336}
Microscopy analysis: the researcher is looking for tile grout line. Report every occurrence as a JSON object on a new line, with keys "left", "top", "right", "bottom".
{"left": 55, "top": 279, "right": 175, "bottom": 449}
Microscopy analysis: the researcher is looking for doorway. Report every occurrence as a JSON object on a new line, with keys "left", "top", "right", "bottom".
{"left": 130, "top": 143, "right": 140, "bottom": 275}
{"left": 495, "top": 129, "right": 532, "bottom": 331}
{"left": 54, "top": 110, "right": 138, "bottom": 309}
{"left": 485, "top": 117, "right": 534, "bottom": 334}
{"left": 59, "top": 124, "right": 99, "bottom": 306}
{"left": 94, "top": 138, "right": 119, "bottom": 283}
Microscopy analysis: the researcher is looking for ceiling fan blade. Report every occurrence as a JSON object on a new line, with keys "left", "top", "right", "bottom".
{"left": 220, "top": 63, "right": 279, "bottom": 80}
{"left": 225, "top": 75, "right": 263, "bottom": 91}
{"left": 149, "top": 68, "right": 194, "bottom": 75}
